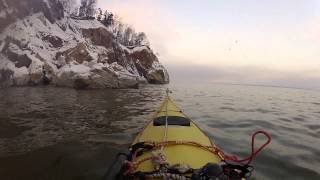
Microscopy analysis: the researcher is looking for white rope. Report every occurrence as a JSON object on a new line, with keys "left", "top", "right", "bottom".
{"left": 161, "top": 88, "right": 170, "bottom": 151}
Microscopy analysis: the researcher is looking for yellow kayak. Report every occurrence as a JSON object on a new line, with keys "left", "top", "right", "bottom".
{"left": 106, "top": 93, "right": 270, "bottom": 180}
{"left": 132, "top": 96, "right": 222, "bottom": 172}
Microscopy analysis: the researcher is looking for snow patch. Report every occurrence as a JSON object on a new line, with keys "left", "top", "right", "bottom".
{"left": 120, "top": 45, "right": 151, "bottom": 54}
{"left": 0, "top": 41, "right": 4, "bottom": 52}
{"left": 8, "top": 43, "right": 24, "bottom": 55}
{"left": 14, "top": 66, "right": 29, "bottom": 78}
{"left": 59, "top": 64, "right": 91, "bottom": 77}
{"left": 131, "top": 46, "right": 150, "bottom": 53}
{"left": 108, "top": 62, "right": 138, "bottom": 79}
{"left": 71, "top": 19, "right": 104, "bottom": 30}
{"left": 91, "top": 62, "right": 105, "bottom": 70}
{"left": 29, "top": 57, "right": 44, "bottom": 74}
{"left": 0, "top": 55, "right": 14, "bottom": 70}
{"left": 1, "top": 0, "right": 8, "bottom": 8}
{"left": 150, "top": 61, "right": 164, "bottom": 72}
{"left": 0, "top": 10, "right": 7, "bottom": 18}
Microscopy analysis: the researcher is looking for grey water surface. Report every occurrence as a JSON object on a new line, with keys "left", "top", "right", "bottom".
{"left": 0, "top": 83, "right": 319, "bottom": 180}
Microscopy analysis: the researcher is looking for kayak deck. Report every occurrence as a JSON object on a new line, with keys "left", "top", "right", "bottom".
{"left": 133, "top": 97, "right": 222, "bottom": 172}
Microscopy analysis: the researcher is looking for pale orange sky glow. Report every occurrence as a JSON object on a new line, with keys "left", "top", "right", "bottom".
{"left": 98, "top": 0, "right": 320, "bottom": 89}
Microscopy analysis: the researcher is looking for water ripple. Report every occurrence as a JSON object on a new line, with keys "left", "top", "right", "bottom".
{"left": 0, "top": 84, "right": 320, "bottom": 179}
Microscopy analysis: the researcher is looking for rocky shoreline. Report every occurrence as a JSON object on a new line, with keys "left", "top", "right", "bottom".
{"left": 0, "top": 0, "right": 169, "bottom": 89}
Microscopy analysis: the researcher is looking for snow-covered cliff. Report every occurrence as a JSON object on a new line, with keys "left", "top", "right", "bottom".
{"left": 0, "top": 0, "right": 169, "bottom": 88}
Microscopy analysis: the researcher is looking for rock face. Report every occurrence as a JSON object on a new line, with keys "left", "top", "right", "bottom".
{"left": 0, "top": 0, "right": 64, "bottom": 32}
{"left": 0, "top": 0, "right": 169, "bottom": 89}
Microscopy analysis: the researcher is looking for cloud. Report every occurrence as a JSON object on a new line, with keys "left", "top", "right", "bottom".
{"left": 168, "top": 63, "right": 320, "bottom": 90}
{"left": 99, "top": 1, "right": 320, "bottom": 69}
{"left": 98, "top": 1, "right": 320, "bottom": 89}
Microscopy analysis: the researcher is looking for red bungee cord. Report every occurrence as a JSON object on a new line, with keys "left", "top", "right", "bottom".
{"left": 224, "top": 130, "right": 272, "bottom": 165}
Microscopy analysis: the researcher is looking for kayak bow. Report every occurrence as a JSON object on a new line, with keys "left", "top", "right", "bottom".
{"left": 132, "top": 96, "right": 222, "bottom": 172}
{"left": 110, "top": 92, "right": 271, "bottom": 180}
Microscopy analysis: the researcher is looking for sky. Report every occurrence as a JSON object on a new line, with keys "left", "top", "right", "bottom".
{"left": 97, "top": 0, "right": 320, "bottom": 89}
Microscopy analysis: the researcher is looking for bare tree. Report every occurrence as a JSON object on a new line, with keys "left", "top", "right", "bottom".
{"left": 78, "top": 0, "right": 96, "bottom": 17}
{"left": 106, "top": 13, "right": 114, "bottom": 26}
{"left": 123, "top": 27, "right": 134, "bottom": 46}
{"left": 116, "top": 22, "right": 124, "bottom": 42}
{"left": 103, "top": 10, "right": 108, "bottom": 21}
{"left": 79, "top": 0, "right": 87, "bottom": 17}
{"left": 86, "top": 0, "right": 97, "bottom": 17}
{"left": 96, "top": 8, "right": 102, "bottom": 21}
{"left": 92, "top": 7, "right": 151, "bottom": 47}
{"left": 135, "top": 32, "right": 147, "bottom": 46}
{"left": 59, "top": 0, "right": 77, "bottom": 15}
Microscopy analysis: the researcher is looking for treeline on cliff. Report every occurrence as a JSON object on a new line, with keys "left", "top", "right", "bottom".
{"left": 66, "top": 0, "right": 150, "bottom": 47}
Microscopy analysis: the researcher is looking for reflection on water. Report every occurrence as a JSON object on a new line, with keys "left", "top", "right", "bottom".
{"left": 0, "top": 83, "right": 320, "bottom": 180}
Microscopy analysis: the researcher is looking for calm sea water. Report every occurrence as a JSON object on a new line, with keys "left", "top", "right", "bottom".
{"left": 0, "top": 83, "right": 319, "bottom": 180}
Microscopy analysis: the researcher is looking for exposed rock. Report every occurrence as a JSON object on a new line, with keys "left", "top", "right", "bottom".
{"left": 42, "top": 63, "right": 55, "bottom": 84}
{"left": 129, "top": 46, "right": 169, "bottom": 84}
{"left": 106, "top": 44, "right": 127, "bottom": 66}
{"left": 0, "top": 0, "right": 64, "bottom": 33}
{"left": 73, "top": 78, "right": 89, "bottom": 89}
{"left": 2, "top": 36, "right": 29, "bottom": 50}
{"left": 2, "top": 43, "right": 32, "bottom": 68}
{"left": 131, "top": 47, "right": 154, "bottom": 69}
{"left": 87, "top": 68, "right": 119, "bottom": 88}
{"left": 82, "top": 28, "right": 114, "bottom": 49}
{"left": 29, "top": 73, "right": 42, "bottom": 85}
{"left": 12, "top": 67, "right": 30, "bottom": 86}
{"left": 42, "top": 35, "right": 63, "bottom": 48}
{"left": 53, "top": 65, "right": 128, "bottom": 89}
{"left": 58, "top": 43, "right": 93, "bottom": 64}
{"left": 147, "top": 69, "right": 169, "bottom": 84}
{"left": 81, "top": 27, "right": 169, "bottom": 85}
{"left": 0, "top": 69, "right": 13, "bottom": 87}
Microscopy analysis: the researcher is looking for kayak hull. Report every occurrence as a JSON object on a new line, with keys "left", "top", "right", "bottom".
{"left": 132, "top": 97, "right": 222, "bottom": 173}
